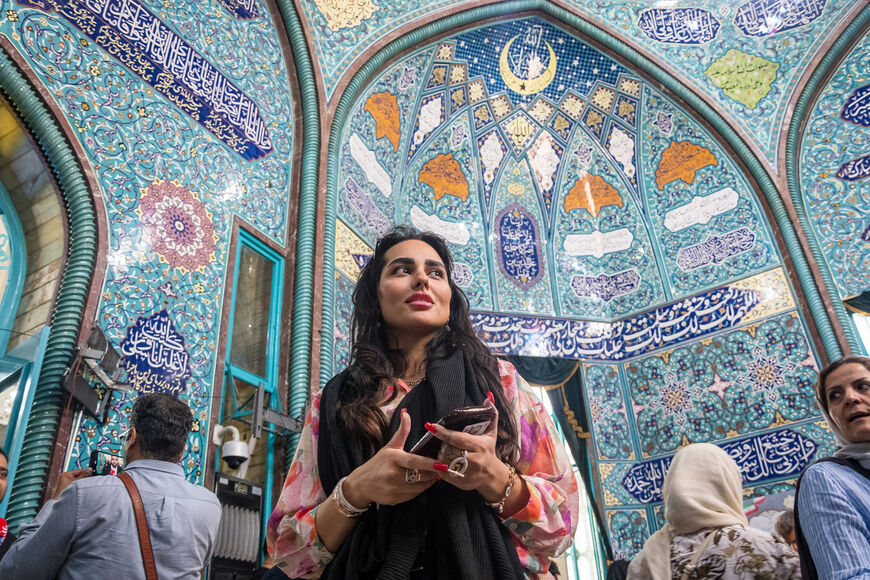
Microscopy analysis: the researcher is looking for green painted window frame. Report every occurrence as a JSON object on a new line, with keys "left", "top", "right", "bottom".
{"left": 0, "top": 181, "right": 26, "bottom": 355}
{"left": 215, "top": 228, "right": 284, "bottom": 561}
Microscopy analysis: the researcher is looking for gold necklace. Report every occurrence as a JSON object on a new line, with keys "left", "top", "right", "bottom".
{"left": 403, "top": 376, "right": 425, "bottom": 388}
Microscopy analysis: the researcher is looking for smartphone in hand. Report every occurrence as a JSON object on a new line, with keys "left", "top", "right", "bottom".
{"left": 409, "top": 404, "right": 496, "bottom": 458}
{"left": 89, "top": 448, "right": 125, "bottom": 476}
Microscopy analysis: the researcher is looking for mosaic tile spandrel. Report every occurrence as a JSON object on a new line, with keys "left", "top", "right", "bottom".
{"left": 800, "top": 31, "right": 870, "bottom": 301}
{"left": 563, "top": 0, "right": 858, "bottom": 167}
{"left": 1, "top": 0, "right": 296, "bottom": 483}
{"left": 299, "top": 0, "right": 460, "bottom": 99}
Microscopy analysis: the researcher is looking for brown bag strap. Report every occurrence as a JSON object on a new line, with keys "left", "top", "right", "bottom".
{"left": 119, "top": 472, "right": 159, "bottom": 580}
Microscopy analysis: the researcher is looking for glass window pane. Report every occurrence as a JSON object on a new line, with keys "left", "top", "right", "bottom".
{"left": 0, "top": 215, "right": 10, "bottom": 305}
{"left": 230, "top": 244, "right": 273, "bottom": 378}
{"left": 220, "top": 375, "right": 267, "bottom": 484}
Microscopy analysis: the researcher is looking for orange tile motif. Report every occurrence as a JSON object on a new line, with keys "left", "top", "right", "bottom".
{"left": 418, "top": 153, "right": 469, "bottom": 202}
{"left": 564, "top": 173, "right": 622, "bottom": 216}
{"left": 655, "top": 141, "right": 718, "bottom": 190}
{"left": 364, "top": 91, "right": 401, "bottom": 151}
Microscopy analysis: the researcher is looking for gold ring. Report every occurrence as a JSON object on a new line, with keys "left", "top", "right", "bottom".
{"left": 404, "top": 468, "right": 422, "bottom": 484}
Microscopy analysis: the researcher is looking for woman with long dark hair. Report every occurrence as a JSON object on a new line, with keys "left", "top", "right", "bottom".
{"left": 267, "top": 227, "right": 578, "bottom": 579}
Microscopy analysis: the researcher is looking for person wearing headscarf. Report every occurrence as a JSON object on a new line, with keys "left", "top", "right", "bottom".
{"left": 627, "top": 443, "right": 800, "bottom": 579}
{"left": 266, "top": 227, "right": 579, "bottom": 579}
{"left": 796, "top": 356, "right": 870, "bottom": 578}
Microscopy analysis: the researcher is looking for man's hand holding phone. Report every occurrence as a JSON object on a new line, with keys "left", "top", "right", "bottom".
{"left": 52, "top": 468, "right": 93, "bottom": 499}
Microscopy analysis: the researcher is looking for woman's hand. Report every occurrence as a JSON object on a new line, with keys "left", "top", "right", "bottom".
{"left": 427, "top": 398, "right": 511, "bottom": 503}
{"left": 342, "top": 409, "right": 440, "bottom": 507}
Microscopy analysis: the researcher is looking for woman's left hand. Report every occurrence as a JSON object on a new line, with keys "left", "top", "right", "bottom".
{"left": 427, "top": 398, "right": 511, "bottom": 503}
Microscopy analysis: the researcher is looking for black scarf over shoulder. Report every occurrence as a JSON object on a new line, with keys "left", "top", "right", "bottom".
{"left": 317, "top": 349, "right": 524, "bottom": 580}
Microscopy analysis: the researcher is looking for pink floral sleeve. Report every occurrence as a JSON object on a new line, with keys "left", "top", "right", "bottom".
{"left": 498, "top": 360, "right": 580, "bottom": 578}
{"left": 266, "top": 392, "right": 333, "bottom": 579}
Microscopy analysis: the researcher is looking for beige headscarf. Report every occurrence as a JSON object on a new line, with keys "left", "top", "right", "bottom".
{"left": 627, "top": 443, "right": 748, "bottom": 580}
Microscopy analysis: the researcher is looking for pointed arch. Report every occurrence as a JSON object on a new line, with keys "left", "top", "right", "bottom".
{"left": 0, "top": 40, "right": 101, "bottom": 530}
{"left": 318, "top": 0, "right": 843, "bottom": 389}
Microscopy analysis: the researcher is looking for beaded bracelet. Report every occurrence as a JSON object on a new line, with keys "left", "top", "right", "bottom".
{"left": 332, "top": 476, "right": 369, "bottom": 518}
{"left": 486, "top": 464, "right": 517, "bottom": 515}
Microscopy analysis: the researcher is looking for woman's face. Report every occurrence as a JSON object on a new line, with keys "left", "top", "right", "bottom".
{"left": 378, "top": 240, "right": 451, "bottom": 344}
{"left": 825, "top": 362, "right": 870, "bottom": 444}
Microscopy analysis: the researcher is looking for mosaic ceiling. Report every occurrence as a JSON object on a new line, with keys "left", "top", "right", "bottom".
{"left": 330, "top": 15, "right": 828, "bottom": 559}
{"left": 302, "top": 0, "right": 859, "bottom": 169}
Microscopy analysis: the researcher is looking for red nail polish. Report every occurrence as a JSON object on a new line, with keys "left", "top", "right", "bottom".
{"left": 434, "top": 462, "right": 449, "bottom": 472}
{"left": 424, "top": 422, "right": 437, "bottom": 434}
{"left": 401, "top": 408, "right": 407, "bottom": 416}
{"left": 487, "top": 391, "right": 494, "bottom": 404}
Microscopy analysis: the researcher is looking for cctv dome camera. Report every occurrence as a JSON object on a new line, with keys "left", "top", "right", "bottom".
{"left": 221, "top": 439, "right": 249, "bottom": 470}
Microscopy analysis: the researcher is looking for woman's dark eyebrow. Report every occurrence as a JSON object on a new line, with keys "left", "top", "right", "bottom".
{"left": 386, "top": 257, "right": 415, "bottom": 267}
{"left": 386, "top": 257, "right": 445, "bottom": 268}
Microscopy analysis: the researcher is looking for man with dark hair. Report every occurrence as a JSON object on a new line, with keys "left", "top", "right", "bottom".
{"left": 0, "top": 393, "right": 221, "bottom": 579}
{"left": 776, "top": 509, "right": 798, "bottom": 551}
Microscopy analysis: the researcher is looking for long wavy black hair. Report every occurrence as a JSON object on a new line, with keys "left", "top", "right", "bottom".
{"left": 338, "top": 226, "right": 519, "bottom": 462}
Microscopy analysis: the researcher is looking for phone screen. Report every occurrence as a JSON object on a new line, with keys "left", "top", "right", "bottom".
{"left": 89, "top": 448, "right": 125, "bottom": 476}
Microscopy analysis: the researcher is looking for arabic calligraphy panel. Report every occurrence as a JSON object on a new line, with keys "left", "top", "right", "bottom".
{"left": 638, "top": 8, "right": 720, "bottom": 45}
{"left": 492, "top": 159, "right": 554, "bottom": 313}
{"left": 734, "top": 0, "right": 826, "bottom": 37}
{"left": 620, "top": 429, "right": 818, "bottom": 504}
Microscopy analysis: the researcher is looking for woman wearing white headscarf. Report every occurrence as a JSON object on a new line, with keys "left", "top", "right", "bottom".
{"left": 796, "top": 356, "right": 870, "bottom": 579}
{"left": 627, "top": 443, "right": 800, "bottom": 579}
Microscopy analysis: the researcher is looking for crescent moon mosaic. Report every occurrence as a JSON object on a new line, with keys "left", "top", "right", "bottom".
{"left": 499, "top": 35, "right": 558, "bottom": 95}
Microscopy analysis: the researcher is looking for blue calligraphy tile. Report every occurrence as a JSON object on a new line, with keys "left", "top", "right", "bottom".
{"left": 621, "top": 428, "right": 819, "bottom": 504}
{"left": 734, "top": 0, "right": 826, "bottom": 36}
{"left": 496, "top": 202, "right": 544, "bottom": 290}
{"left": 215, "top": 0, "right": 260, "bottom": 19}
{"left": 638, "top": 8, "right": 720, "bottom": 44}
{"left": 18, "top": 0, "right": 273, "bottom": 160}
{"left": 120, "top": 310, "right": 192, "bottom": 396}
{"left": 841, "top": 84, "right": 870, "bottom": 127}
{"left": 835, "top": 155, "right": 870, "bottom": 181}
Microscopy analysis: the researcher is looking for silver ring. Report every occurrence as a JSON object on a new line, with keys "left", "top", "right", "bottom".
{"left": 447, "top": 449, "right": 468, "bottom": 478}
{"left": 404, "top": 468, "right": 422, "bottom": 484}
